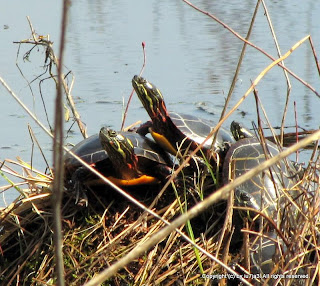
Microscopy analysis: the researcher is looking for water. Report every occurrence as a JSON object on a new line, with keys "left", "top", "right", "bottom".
{"left": 1, "top": 0, "right": 319, "bottom": 206}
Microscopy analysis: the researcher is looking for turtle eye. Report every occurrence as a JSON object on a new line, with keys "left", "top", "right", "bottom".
{"left": 107, "top": 129, "right": 117, "bottom": 137}
{"left": 140, "top": 77, "right": 147, "bottom": 84}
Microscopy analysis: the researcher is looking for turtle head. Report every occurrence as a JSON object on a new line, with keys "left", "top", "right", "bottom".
{"left": 99, "top": 128, "right": 139, "bottom": 179}
{"left": 132, "top": 75, "right": 169, "bottom": 122}
{"left": 230, "top": 121, "right": 254, "bottom": 141}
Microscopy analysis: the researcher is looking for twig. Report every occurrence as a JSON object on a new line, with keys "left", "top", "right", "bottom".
{"left": 27, "top": 125, "right": 52, "bottom": 177}
{"left": 121, "top": 42, "right": 146, "bottom": 131}
{"left": 15, "top": 17, "right": 88, "bottom": 139}
{"left": 219, "top": 0, "right": 261, "bottom": 120}
{"left": 294, "top": 101, "right": 299, "bottom": 162}
{"left": 214, "top": 0, "right": 261, "bottom": 158}
{"left": 309, "top": 37, "right": 320, "bottom": 77}
{"left": 261, "top": 0, "right": 292, "bottom": 144}
{"left": 15, "top": 43, "right": 37, "bottom": 111}
{"left": 51, "top": 1, "right": 69, "bottom": 285}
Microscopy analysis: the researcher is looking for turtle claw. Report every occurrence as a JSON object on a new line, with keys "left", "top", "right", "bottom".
{"left": 70, "top": 171, "right": 89, "bottom": 207}
{"left": 72, "top": 182, "right": 88, "bottom": 207}
{"left": 76, "top": 195, "right": 88, "bottom": 207}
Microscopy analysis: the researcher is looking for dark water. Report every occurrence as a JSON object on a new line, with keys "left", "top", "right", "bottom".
{"left": 1, "top": 0, "right": 319, "bottom": 205}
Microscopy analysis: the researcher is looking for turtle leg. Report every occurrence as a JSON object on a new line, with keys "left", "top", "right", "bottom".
{"left": 136, "top": 120, "right": 153, "bottom": 136}
{"left": 181, "top": 154, "right": 215, "bottom": 179}
{"left": 150, "top": 164, "right": 173, "bottom": 183}
{"left": 149, "top": 163, "right": 187, "bottom": 189}
{"left": 69, "top": 166, "right": 90, "bottom": 207}
{"left": 73, "top": 180, "right": 89, "bottom": 207}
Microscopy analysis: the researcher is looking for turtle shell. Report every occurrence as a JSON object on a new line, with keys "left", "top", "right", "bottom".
{"left": 169, "top": 111, "right": 235, "bottom": 152}
{"left": 222, "top": 137, "right": 298, "bottom": 221}
{"left": 65, "top": 134, "right": 109, "bottom": 175}
{"left": 245, "top": 231, "right": 286, "bottom": 278}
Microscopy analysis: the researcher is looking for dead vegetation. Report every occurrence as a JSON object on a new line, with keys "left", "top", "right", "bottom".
{"left": 1, "top": 1, "right": 320, "bottom": 285}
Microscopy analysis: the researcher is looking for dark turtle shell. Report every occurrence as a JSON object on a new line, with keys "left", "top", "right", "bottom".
{"left": 65, "top": 134, "right": 109, "bottom": 176}
{"left": 222, "top": 137, "right": 299, "bottom": 222}
{"left": 169, "top": 111, "right": 235, "bottom": 152}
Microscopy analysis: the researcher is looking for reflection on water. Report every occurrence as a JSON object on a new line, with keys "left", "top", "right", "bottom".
{"left": 1, "top": 0, "right": 319, "bottom": 205}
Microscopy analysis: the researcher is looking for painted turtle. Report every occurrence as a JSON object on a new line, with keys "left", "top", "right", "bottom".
{"left": 230, "top": 231, "right": 283, "bottom": 277}
{"left": 228, "top": 122, "right": 309, "bottom": 280}
{"left": 223, "top": 122, "right": 299, "bottom": 222}
{"left": 132, "top": 75, "right": 235, "bottom": 160}
{"left": 65, "top": 129, "right": 174, "bottom": 204}
{"left": 98, "top": 127, "right": 174, "bottom": 185}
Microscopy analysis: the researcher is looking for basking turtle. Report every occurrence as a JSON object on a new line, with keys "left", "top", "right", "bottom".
{"left": 98, "top": 127, "right": 174, "bottom": 186}
{"left": 132, "top": 75, "right": 234, "bottom": 160}
{"left": 228, "top": 122, "right": 308, "bottom": 282}
{"left": 223, "top": 121, "right": 299, "bottom": 222}
{"left": 65, "top": 129, "right": 173, "bottom": 204}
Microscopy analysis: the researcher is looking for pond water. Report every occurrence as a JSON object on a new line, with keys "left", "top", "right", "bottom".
{"left": 1, "top": 0, "right": 319, "bottom": 206}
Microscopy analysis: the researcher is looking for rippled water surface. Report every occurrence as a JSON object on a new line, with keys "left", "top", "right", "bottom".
{"left": 1, "top": 0, "right": 319, "bottom": 205}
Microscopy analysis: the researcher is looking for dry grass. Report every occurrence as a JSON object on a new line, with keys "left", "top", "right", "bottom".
{"left": 1, "top": 1, "right": 320, "bottom": 285}
{"left": 0, "top": 160, "right": 223, "bottom": 285}
{"left": 0, "top": 140, "right": 319, "bottom": 285}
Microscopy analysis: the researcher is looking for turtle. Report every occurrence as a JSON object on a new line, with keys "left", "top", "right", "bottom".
{"left": 65, "top": 129, "right": 174, "bottom": 205}
{"left": 98, "top": 127, "right": 174, "bottom": 186}
{"left": 230, "top": 230, "right": 306, "bottom": 284}
{"left": 131, "top": 75, "right": 235, "bottom": 161}
{"left": 222, "top": 121, "right": 300, "bottom": 223}
{"left": 227, "top": 122, "right": 309, "bottom": 281}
